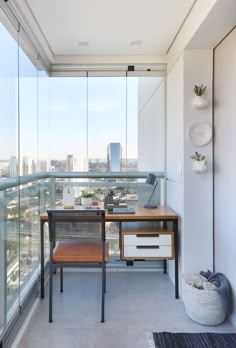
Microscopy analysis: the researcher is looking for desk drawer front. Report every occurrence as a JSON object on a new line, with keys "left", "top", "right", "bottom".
{"left": 124, "top": 245, "right": 173, "bottom": 258}
{"left": 124, "top": 234, "right": 172, "bottom": 246}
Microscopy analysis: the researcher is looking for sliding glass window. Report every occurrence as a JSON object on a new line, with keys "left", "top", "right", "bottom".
{"left": 0, "top": 19, "right": 19, "bottom": 333}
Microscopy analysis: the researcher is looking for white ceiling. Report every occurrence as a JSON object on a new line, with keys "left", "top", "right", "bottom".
{"left": 25, "top": 0, "right": 195, "bottom": 56}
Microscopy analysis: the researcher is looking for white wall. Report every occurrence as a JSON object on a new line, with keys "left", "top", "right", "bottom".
{"left": 214, "top": 27, "right": 236, "bottom": 326}
{"left": 167, "top": 0, "right": 217, "bottom": 71}
{"left": 166, "top": 50, "right": 214, "bottom": 292}
{"left": 138, "top": 77, "right": 165, "bottom": 172}
{"left": 183, "top": 50, "right": 213, "bottom": 273}
{"left": 166, "top": 54, "right": 184, "bottom": 284}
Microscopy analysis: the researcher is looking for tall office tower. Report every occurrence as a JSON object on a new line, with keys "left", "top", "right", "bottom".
{"left": 21, "top": 157, "right": 29, "bottom": 175}
{"left": 66, "top": 154, "right": 73, "bottom": 171}
{"left": 107, "top": 143, "right": 122, "bottom": 172}
{"left": 9, "top": 156, "right": 17, "bottom": 177}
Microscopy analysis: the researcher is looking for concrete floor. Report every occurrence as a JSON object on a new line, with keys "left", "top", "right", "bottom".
{"left": 16, "top": 271, "right": 236, "bottom": 348}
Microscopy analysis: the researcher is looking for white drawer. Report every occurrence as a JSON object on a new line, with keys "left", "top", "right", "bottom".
{"left": 124, "top": 234, "right": 172, "bottom": 246}
{"left": 123, "top": 245, "right": 173, "bottom": 258}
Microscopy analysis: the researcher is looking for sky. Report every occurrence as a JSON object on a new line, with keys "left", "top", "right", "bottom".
{"left": 0, "top": 21, "right": 139, "bottom": 161}
{"left": 0, "top": 21, "right": 162, "bottom": 163}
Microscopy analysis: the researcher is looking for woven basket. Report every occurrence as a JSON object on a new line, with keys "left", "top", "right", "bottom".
{"left": 184, "top": 281, "right": 227, "bottom": 325}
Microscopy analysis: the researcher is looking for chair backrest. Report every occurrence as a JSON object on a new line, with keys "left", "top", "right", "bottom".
{"left": 47, "top": 209, "right": 106, "bottom": 244}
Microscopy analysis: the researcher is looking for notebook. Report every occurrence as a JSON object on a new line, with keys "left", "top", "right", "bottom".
{"left": 108, "top": 207, "right": 135, "bottom": 214}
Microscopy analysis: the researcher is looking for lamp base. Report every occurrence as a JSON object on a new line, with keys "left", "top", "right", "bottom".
{"left": 144, "top": 204, "right": 158, "bottom": 209}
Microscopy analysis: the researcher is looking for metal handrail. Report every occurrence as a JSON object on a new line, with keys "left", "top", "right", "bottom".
{"left": 0, "top": 171, "right": 164, "bottom": 191}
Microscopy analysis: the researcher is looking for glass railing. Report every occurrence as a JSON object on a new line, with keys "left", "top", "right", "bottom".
{"left": 0, "top": 171, "right": 164, "bottom": 338}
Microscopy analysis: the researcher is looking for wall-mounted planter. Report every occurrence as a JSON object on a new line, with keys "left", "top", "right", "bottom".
{"left": 193, "top": 95, "right": 208, "bottom": 109}
{"left": 192, "top": 159, "right": 207, "bottom": 173}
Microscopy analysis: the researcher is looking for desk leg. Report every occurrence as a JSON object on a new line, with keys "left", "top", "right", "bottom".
{"left": 119, "top": 222, "right": 122, "bottom": 251}
{"left": 173, "top": 220, "right": 179, "bottom": 299}
{"left": 40, "top": 220, "right": 45, "bottom": 299}
{"left": 163, "top": 259, "right": 167, "bottom": 274}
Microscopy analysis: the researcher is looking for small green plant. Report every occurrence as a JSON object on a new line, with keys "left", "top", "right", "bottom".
{"left": 190, "top": 152, "right": 205, "bottom": 161}
{"left": 194, "top": 84, "right": 207, "bottom": 96}
{"left": 81, "top": 190, "right": 96, "bottom": 198}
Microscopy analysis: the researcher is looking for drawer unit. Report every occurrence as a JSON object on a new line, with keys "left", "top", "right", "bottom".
{"left": 124, "top": 245, "right": 173, "bottom": 258}
{"left": 124, "top": 233, "right": 171, "bottom": 246}
{"left": 121, "top": 230, "right": 174, "bottom": 260}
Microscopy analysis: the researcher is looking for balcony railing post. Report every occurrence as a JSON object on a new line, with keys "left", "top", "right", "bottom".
{"left": 0, "top": 190, "right": 7, "bottom": 327}
{"left": 39, "top": 180, "right": 46, "bottom": 213}
{"left": 49, "top": 178, "right": 56, "bottom": 207}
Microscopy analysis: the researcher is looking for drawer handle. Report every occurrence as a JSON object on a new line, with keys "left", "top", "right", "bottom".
{"left": 136, "top": 245, "right": 160, "bottom": 249}
{"left": 136, "top": 234, "right": 159, "bottom": 238}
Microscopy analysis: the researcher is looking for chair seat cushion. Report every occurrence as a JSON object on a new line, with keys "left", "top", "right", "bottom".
{"left": 53, "top": 240, "right": 109, "bottom": 263}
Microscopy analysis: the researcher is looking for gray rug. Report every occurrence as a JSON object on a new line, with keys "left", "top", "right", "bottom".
{"left": 153, "top": 331, "right": 236, "bottom": 348}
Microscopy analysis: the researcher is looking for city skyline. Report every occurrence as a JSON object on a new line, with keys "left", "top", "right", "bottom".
{"left": 0, "top": 152, "right": 138, "bottom": 178}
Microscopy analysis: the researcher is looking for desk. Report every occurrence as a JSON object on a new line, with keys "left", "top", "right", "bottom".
{"left": 40, "top": 205, "right": 179, "bottom": 299}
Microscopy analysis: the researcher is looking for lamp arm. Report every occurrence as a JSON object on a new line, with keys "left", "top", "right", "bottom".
{"left": 146, "top": 180, "right": 157, "bottom": 207}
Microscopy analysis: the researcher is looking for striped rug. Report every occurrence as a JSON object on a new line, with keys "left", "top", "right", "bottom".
{"left": 152, "top": 332, "right": 236, "bottom": 348}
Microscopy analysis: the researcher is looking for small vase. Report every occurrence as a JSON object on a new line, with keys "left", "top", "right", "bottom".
{"left": 81, "top": 197, "right": 93, "bottom": 207}
{"left": 193, "top": 95, "right": 208, "bottom": 109}
{"left": 192, "top": 159, "right": 207, "bottom": 173}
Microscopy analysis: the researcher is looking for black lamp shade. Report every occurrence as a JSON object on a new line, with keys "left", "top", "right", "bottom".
{"left": 146, "top": 173, "right": 156, "bottom": 185}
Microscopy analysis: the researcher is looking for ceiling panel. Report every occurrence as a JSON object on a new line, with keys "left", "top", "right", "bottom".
{"left": 26, "top": 0, "right": 195, "bottom": 56}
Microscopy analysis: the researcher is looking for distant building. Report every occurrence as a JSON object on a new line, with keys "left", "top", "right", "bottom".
{"left": 10, "top": 156, "right": 17, "bottom": 177}
{"left": 50, "top": 160, "right": 66, "bottom": 172}
{"left": 38, "top": 160, "right": 48, "bottom": 172}
{"left": 66, "top": 154, "right": 88, "bottom": 172}
{"left": 107, "top": 143, "right": 122, "bottom": 171}
{"left": 66, "top": 154, "right": 88, "bottom": 198}
{"left": 19, "top": 157, "right": 37, "bottom": 175}
{"left": 21, "top": 157, "right": 29, "bottom": 175}
{"left": 31, "top": 160, "right": 37, "bottom": 173}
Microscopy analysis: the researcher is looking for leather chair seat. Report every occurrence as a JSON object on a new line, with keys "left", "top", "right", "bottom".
{"left": 53, "top": 240, "right": 109, "bottom": 263}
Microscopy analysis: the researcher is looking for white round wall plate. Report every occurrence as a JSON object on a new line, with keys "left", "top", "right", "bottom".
{"left": 188, "top": 122, "right": 212, "bottom": 146}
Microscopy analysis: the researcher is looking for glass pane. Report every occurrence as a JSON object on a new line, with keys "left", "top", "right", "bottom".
{"left": 4, "top": 189, "right": 19, "bottom": 327}
{"left": 38, "top": 71, "right": 50, "bottom": 172}
{"left": 19, "top": 183, "right": 40, "bottom": 301}
{"left": 0, "top": 20, "right": 19, "bottom": 333}
{"left": 19, "top": 41, "right": 39, "bottom": 301}
{"left": 19, "top": 42, "right": 38, "bottom": 175}
{"left": 0, "top": 22, "right": 18, "bottom": 178}
{"left": 49, "top": 77, "right": 87, "bottom": 170}
{"left": 87, "top": 77, "right": 126, "bottom": 172}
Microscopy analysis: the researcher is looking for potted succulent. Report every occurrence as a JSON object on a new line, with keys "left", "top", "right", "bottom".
{"left": 193, "top": 84, "right": 208, "bottom": 109}
{"left": 80, "top": 190, "right": 96, "bottom": 207}
{"left": 190, "top": 152, "right": 207, "bottom": 173}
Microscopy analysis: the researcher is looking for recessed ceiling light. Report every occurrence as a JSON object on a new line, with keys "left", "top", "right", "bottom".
{"left": 78, "top": 41, "right": 89, "bottom": 47}
{"left": 130, "top": 40, "right": 142, "bottom": 46}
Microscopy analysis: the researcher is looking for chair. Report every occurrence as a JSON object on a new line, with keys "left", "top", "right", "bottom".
{"left": 47, "top": 209, "right": 109, "bottom": 323}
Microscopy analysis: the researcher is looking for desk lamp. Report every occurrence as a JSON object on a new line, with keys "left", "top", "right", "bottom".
{"left": 144, "top": 173, "right": 158, "bottom": 208}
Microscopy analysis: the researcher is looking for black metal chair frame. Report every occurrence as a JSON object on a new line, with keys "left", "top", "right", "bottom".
{"left": 47, "top": 209, "right": 107, "bottom": 323}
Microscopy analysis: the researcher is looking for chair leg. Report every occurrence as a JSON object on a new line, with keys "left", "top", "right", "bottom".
{"left": 101, "top": 264, "right": 105, "bottom": 323}
{"left": 105, "top": 263, "right": 107, "bottom": 293}
{"left": 60, "top": 267, "right": 63, "bottom": 292}
{"left": 49, "top": 264, "right": 53, "bottom": 323}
